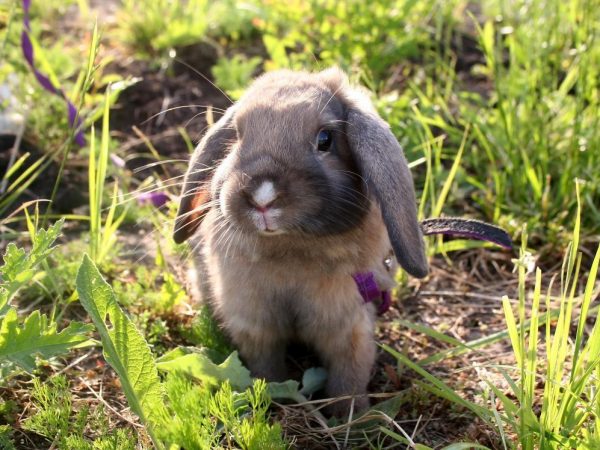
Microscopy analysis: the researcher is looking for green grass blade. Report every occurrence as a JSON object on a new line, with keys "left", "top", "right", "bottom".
{"left": 502, "top": 296, "right": 522, "bottom": 365}
{"left": 2, "top": 152, "right": 30, "bottom": 182}
{"left": 383, "top": 344, "right": 491, "bottom": 421}
{"left": 572, "top": 245, "right": 598, "bottom": 371}
{"left": 0, "top": 175, "right": 46, "bottom": 218}
{"left": 570, "top": 181, "right": 582, "bottom": 272}
{"left": 395, "top": 319, "right": 476, "bottom": 352}
{"left": 96, "top": 87, "right": 111, "bottom": 239}
{"left": 432, "top": 125, "right": 468, "bottom": 217}
{"left": 0, "top": 155, "right": 49, "bottom": 212}
{"left": 525, "top": 269, "right": 542, "bottom": 412}
{"left": 88, "top": 125, "right": 97, "bottom": 260}
{"left": 44, "top": 22, "right": 101, "bottom": 227}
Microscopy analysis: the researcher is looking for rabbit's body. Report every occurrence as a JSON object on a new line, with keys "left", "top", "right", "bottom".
{"left": 176, "top": 68, "right": 428, "bottom": 415}
{"left": 195, "top": 204, "right": 396, "bottom": 409}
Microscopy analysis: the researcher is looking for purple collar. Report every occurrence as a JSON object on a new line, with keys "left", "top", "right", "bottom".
{"left": 352, "top": 272, "right": 391, "bottom": 315}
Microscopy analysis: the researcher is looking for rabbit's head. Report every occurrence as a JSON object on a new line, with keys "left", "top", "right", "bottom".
{"left": 174, "top": 68, "right": 428, "bottom": 278}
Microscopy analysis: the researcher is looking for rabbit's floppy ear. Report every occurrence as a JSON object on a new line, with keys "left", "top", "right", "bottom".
{"left": 345, "top": 101, "right": 428, "bottom": 278}
{"left": 173, "top": 107, "right": 236, "bottom": 244}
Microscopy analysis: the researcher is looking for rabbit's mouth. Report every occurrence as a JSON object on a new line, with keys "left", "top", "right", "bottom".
{"left": 259, "top": 228, "right": 285, "bottom": 236}
{"left": 250, "top": 207, "right": 285, "bottom": 236}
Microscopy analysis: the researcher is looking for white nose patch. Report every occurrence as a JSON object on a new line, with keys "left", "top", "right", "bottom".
{"left": 252, "top": 181, "right": 277, "bottom": 207}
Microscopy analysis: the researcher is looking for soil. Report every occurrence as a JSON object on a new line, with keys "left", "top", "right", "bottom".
{"left": 108, "top": 43, "right": 231, "bottom": 175}
{"left": 0, "top": 135, "right": 89, "bottom": 215}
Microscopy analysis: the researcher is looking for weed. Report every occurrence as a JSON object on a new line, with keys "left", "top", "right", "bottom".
{"left": 0, "top": 219, "right": 92, "bottom": 377}
{"left": 385, "top": 185, "right": 600, "bottom": 449}
{"left": 22, "top": 376, "right": 72, "bottom": 443}
{"left": 88, "top": 86, "right": 128, "bottom": 265}
{"left": 134, "top": 310, "right": 170, "bottom": 351}
{"left": 258, "top": 0, "right": 458, "bottom": 80}
{"left": 466, "top": 0, "right": 600, "bottom": 244}
{"left": 212, "top": 54, "right": 262, "bottom": 100}
{"left": 3, "top": 0, "right": 600, "bottom": 448}
{"left": 117, "top": 0, "right": 260, "bottom": 61}
{"left": 0, "top": 4, "right": 130, "bottom": 218}
{"left": 0, "top": 425, "right": 15, "bottom": 450}
{"left": 208, "top": 379, "right": 285, "bottom": 450}
{"left": 118, "top": 0, "right": 209, "bottom": 59}
{"left": 21, "top": 375, "right": 138, "bottom": 449}
{"left": 180, "top": 304, "right": 233, "bottom": 359}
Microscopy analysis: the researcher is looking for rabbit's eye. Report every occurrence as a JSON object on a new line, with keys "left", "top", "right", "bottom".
{"left": 317, "top": 130, "right": 333, "bottom": 152}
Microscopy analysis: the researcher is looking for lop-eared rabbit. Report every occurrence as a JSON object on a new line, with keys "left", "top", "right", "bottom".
{"left": 174, "top": 68, "right": 428, "bottom": 416}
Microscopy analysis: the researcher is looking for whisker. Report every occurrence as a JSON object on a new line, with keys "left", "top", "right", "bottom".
{"left": 319, "top": 83, "right": 345, "bottom": 115}
{"left": 174, "top": 57, "right": 234, "bottom": 105}
{"left": 140, "top": 104, "right": 228, "bottom": 126}
{"left": 133, "top": 159, "right": 190, "bottom": 173}
{"left": 171, "top": 202, "right": 220, "bottom": 229}
{"left": 184, "top": 111, "right": 217, "bottom": 130}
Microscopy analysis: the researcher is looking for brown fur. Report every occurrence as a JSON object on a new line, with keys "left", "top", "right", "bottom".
{"left": 175, "top": 68, "right": 428, "bottom": 416}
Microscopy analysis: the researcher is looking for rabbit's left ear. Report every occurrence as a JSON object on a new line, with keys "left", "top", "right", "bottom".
{"left": 345, "top": 101, "right": 428, "bottom": 278}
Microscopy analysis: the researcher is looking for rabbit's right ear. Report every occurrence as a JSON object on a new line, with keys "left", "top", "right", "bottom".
{"left": 173, "top": 107, "right": 236, "bottom": 244}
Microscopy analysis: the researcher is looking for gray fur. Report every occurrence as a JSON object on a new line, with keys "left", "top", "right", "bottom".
{"left": 173, "top": 106, "right": 237, "bottom": 244}
{"left": 345, "top": 109, "right": 428, "bottom": 277}
{"left": 174, "top": 68, "right": 428, "bottom": 416}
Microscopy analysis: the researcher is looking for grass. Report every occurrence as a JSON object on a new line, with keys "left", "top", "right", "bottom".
{"left": 1, "top": 0, "right": 599, "bottom": 448}
{"left": 465, "top": 0, "right": 600, "bottom": 247}
{"left": 384, "top": 205, "right": 600, "bottom": 448}
{"left": 87, "top": 85, "right": 128, "bottom": 265}
{"left": 21, "top": 375, "right": 138, "bottom": 449}
{"left": 499, "top": 192, "right": 600, "bottom": 448}
{"left": 118, "top": 0, "right": 259, "bottom": 60}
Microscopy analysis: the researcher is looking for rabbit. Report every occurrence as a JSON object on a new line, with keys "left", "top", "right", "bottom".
{"left": 173, "top": 67, "right": 429, "bottom": 416}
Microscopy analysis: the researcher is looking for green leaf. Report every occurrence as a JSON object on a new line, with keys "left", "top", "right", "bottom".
{"left": 76, "top": 255, "right": 167, "bottom": 447}
{"left": 379, "top": 427, "right": 430, "bottom": 448}
{"left": 441, "top": 444, "right": 492, "bottom": 450}
{"left": 300, "top": 367, "right": 327, "bottom": 396}
{"left": 155, "top": 346, "right": 197, "bottom": 363}
{"left": 367, "top": 394, "right": 407, "bottom": 419}
{"left": 267, "top": 379, "right": 304, "bottom": 403}
{"left": 337, "top": 393, "right": 409, "bottom": 430}
{"left": 156, "top": 350, "right": 252, "bottom": 391}
{"left": 0, "top": 308, "right": 93, "bottom": 372}
{"left": 0, "top": 290, "right": 8, "bottom": 319}
{"left": 0, "top": 219, "right": 64, "bottom": 314}
{"left": 156, "top": 345, "right": 225, "bottom": 367}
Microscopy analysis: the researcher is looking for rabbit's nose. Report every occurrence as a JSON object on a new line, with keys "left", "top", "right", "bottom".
{"left": 244, "top": 180, "right": 278, "bottom": 211}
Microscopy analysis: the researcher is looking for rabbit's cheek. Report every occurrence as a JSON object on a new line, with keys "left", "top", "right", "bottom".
{"left": 217, "top": 185, "right": 232, "bottom": 220}
{"left": 211, "top": 149, "right": 239, "bottom": 198}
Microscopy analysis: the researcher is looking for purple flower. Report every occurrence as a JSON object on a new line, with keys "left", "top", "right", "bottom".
{"left": 137, "top": 191, "right": 169, "bottom": 208}
{"left": 110, "top": 154, "right": 126, "bottom": 169}
{"left": 21, "top": 0, "right": 86, "bottom": 147}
